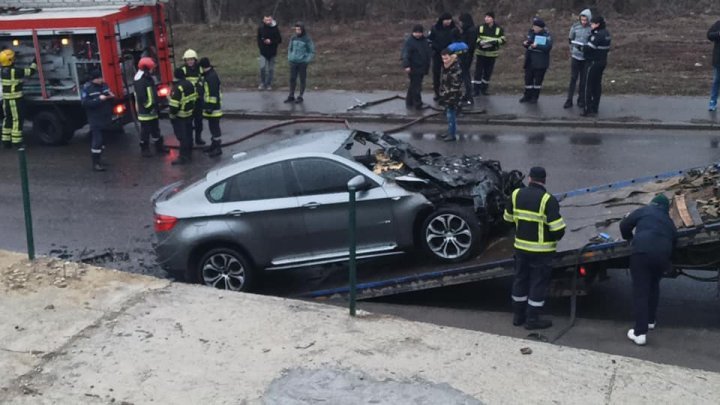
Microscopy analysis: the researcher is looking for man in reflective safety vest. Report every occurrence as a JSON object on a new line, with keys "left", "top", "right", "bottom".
{"left": 168, "top": 67, "right": 197, "bottom": 165}
{"left": 1, "top": 49, "right": 36, "bottom": 148}
{"left": 199, "top": 57, "right": 223, "bottom": 157}
{"left": 133, "top": 57, "right": 169, "bottom": 157}
{"left": 180, "top": 49, "right": 205, "bottom": 146}
{"left": 473, "top": 12, "right": 505, "bottom": 96}
{"left": 503, "top": 166, "right": 566, "bottom": 329}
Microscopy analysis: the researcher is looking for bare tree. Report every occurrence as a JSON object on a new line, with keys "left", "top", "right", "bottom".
{"left": 203, "top": 0, "right": 226, "bottom": 26}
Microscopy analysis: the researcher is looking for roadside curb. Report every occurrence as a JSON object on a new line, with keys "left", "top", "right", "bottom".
{"left": 224, "top": 110, "right": 719, "bottom": 131}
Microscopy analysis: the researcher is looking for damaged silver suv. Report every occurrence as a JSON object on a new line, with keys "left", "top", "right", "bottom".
{"left": 152, "top": 130, "right": 523, "bottom": 292}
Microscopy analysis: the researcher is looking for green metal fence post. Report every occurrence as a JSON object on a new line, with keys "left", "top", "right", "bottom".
{"left": 18, "top": 147, "right": 35, "bottom": 260}
{"left": 347, "top": 175, "right": 365, "bottom": 317}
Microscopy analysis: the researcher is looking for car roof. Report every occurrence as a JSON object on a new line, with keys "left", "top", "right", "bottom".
{"left": 209, "top": 129, "right": 355, "bottom": 180}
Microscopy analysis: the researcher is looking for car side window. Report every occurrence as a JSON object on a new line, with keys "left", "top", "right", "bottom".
{"left": 209, "top": 162, "right": 290, "bottom": 203}
{"left": 291, "top": 158, "right": 364, "bottom": 196}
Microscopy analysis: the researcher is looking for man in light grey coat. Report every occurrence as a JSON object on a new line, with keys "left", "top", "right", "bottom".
{"left": 564, "top": 9, "right": 592, "bottom": 109}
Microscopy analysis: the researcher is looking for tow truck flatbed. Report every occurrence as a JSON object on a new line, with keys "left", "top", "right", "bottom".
{"left": 301, "top": 164, "right": 720, "bottom": 300}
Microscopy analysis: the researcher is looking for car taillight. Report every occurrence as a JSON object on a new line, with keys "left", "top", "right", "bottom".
{"left": 157, "top": 85, "right": 170, "bottom": 98}
{"left": 154, "top": 214, "right": 177, "bottom": 232}
{"left": 579, "top": 266, "right": 587, "bottom": 277}
{"left": 114, "top": 103, "right": 126, "bottom": 115}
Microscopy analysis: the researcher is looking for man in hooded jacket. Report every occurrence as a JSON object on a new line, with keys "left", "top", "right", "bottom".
{"left": 564, "top": 9, "right": 592, "bottom": 109}
{"left": 620, "top": 194, "right": 677, "bottom": 346}
{"left": 401, "top": 24, "right": 432, "bottom": 110}
{"left": 285, "top": 22, "right": 315, "bottom": 104}
{"left": 458, "top": 13, "right": 477, "bottom": 104}
{"left": 428, "top": 13, "right": 460, "bottom": 100}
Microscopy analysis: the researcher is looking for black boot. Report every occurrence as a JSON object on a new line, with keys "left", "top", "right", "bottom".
{"left": 563, "top": 99, "right": 573, "bottom": 108}
{"left": 512, "top": 302, "right": 526, "bottom": 326}
{"left": 480, "top": 83, "right": 490, "bottom": 96}
{"left": 528, "top": 89, "right": 539, "bottom": 104}
{"left": 92, "top": 153, "right": 106, "bottom": 172}
{"left": 473, "top": 84, "right": 481, "bottom": 97}
{"left": 204, "top": 140, "right": 222, "bottom": 157}
{"left": 154, "top": 139, "right": 170, "bottom": 155}
{"left": 2, "top": 141, "right": 10, "bottom": 149}
{"left": 194, "top": 134, "right": 206, "bottom": 146}
{"left": 140, "top": 143, "right": 153, "bottom": 158}
{"left": 171, "top": 155, "right": 191, "bottom": 165}
{"left": 525, "top": 306, "right": 552, "bottom": 330}
{"left": 519, "top": 90, "right": 532, "bottom": 103}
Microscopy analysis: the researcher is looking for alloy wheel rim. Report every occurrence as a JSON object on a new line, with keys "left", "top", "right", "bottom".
{"left": 425, "top": 213, "right": 472, "bottom": 259}
{"left": 202, "top": 253, "right": 245, "bottom": 291}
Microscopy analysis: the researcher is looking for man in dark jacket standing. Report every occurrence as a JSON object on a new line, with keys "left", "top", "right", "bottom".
{"left": 474, "top": 12, "right": 505, "bottom": 97}
{"left": 581, "top": 16, "right": 611, "bottom": 117}
{"left": 428, "top": 13, "right": 460, "bottom": 100}
{"left": 707, "top": 19, "right": 720, "bottom": 111}
{"left": 81, "top": 69, "right": 114, "bottom": 172}
{"left": 285, "top": 22, "right": 315, "bottom": 104}
{"left": 401, "top": 24, "right": 432, "bottom": 110}
{"left": 504, "top": 167, "right": 566, "bottom": 329}
{"left": 199, "top": 57, "right": 223, "bottom": 157}
{"left": 520, "top": 18, "right": 553, "bottom": 104}
{"left": 458, "top": 13, "right": 477, "bottom": 104}
{"left": 257, "top": 15, "right": 282, "bottom": 90}
{"left": 169, "top": 67, "right": 197, "bottom": 165}
{"left": 620, "top": 194, "right": 677, "bottom": 346}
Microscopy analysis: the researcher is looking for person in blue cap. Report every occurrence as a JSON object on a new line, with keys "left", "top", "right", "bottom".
{"left": 620, "top": 193, "right": 678, "bottom": 346}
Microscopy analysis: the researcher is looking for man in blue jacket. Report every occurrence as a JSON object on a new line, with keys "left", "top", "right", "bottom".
{"left": 519, "top": 17, "right": 553, "bottom": 104}
{"left": 81, "top": 69, "right": 114, "bottom": 172}
{"left": 619, "top": 194, "right": 677, "bottom": 346}
{"left": 285, "top": 22, "right": 315, "bottom": 104}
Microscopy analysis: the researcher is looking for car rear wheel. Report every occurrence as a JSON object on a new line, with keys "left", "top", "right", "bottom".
{"left": 196, "top": 248, "right": 255, "bottom": 292}
{"left": 421, "top": 205, "right": 482, "bottom": 263}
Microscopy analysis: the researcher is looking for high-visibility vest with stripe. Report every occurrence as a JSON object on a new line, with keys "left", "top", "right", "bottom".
{"left": 503, "top": 186, "right": 566, "bottom": 253}
{"left": 475, "top": 24, "right": 506, "bottom": 58}
{"left": 1, "top": 64, "right": 37, "bottom": 99}
{"left": 168, "top": 80, "right": 197, "bottom": 119}
{"left": 133, "top": 74, "right": 158, "bottom": 121}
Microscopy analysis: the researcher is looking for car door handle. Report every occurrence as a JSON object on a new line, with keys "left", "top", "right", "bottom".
{"left": 303, "top": 202, "right": 321, "bottom": 209}
{"left": 226, "top": 210, "right": 245, "bottom": 217}
{"left": 391, "top": 196, "right": 402, "bottom": 201}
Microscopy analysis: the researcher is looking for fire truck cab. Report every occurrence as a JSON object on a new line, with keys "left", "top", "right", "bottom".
{"left": 0, "top": 1, "right": 173, "bottom": 145}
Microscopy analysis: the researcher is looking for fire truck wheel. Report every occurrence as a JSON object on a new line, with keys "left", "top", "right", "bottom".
{"left": 33, "top": 110, "right": 68, "bottom": 145}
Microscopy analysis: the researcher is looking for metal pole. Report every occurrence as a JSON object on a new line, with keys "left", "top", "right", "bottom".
{"left": 348, "top": 186, "right": 357, "bottom": 316}
{"left": 18, "top": 147, "right": 35, "bottom": 260}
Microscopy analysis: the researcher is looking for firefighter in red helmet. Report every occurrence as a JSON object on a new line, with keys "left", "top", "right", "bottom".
{"left": 133, "top": 57, "right": 168, "bottom": 157}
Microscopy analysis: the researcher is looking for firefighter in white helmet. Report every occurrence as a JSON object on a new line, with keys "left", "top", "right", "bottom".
{"left": 180, "top": 49, "right": 205, "bottom": 146}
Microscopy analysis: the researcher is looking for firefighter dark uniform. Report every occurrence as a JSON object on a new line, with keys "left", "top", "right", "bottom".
{"left": 582, "top": 16, "right": 611, "bottom": 117}
{"left": 169, "top": 67, "right": 197, "bottom": 165}
{"left": 503, "top": 167, "right": 566, "bottom": 329}
{"left": 81, "top": 70, "right": 113, "bottom": 171}
{"left": 133, "top": 58, "right": 168, "bottom": 157}
{"left": 180, "top": 53, "right": 205, "bottom": 146}
{"left": 520, "top": 18, "right": 553, "bottom": 104}
{"left": 199, "top": 57, "right": 222, "bottom": 157}
{"left": 1, "top": 50, "right": 36, "bottom": 148}
{"left": 473, "top": 14, "right": 505, "bottom": 96}
{"left": 619, "top": 194, "right": 677, "bottom": 345}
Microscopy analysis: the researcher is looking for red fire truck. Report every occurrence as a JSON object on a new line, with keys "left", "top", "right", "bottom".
{"left": 0, "top": 1, "right": 174, "bottom": 144}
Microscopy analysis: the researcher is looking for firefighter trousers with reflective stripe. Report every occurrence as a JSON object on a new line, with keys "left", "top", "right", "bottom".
{"left": 511, "top": 251, "right": 553, "bottom": 308}
{"left": 139, "top": 119, "right": 162, "bottom": 148}
{"left": 2, "top": 99, "right": 24, "bottom": 145}
{"left": 206, "top": 116, "right": 221, "bottom": 142}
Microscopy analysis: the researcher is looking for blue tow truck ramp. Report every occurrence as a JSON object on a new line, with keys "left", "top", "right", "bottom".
{"left": 302, "top": 163, "right": 720, "bottom": 301}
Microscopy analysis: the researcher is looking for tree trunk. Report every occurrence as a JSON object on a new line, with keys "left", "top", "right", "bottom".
{"left": 203, "top": 0, "right": 226, "bottom": 26}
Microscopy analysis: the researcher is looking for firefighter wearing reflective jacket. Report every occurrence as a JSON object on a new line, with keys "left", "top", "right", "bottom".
{"left": 180, "top": 49, "right": 205, "bottom": 146}
{"left": 199, "top": 57, "right": 222, "bottom": 157}
{"left": 1, "top": 49, "right": 36, "bottom": 149}
{"left": 168, "top": 67, "right": 197, "bottom": 166}
{"left": 503, "top": 167, "right": 566, "bottom": 330}
{"left": 581, "top": 16, "right": 611, "bottom": 117}
{"left": 473, "top": 12, "right": 505, "bottom": 96}
{"left": 134, "top": 57, "right": 168, "bottom": 157}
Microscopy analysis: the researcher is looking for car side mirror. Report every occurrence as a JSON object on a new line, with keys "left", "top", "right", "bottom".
{"left": 347, "top": 175, "right": 368, "bottom": 192}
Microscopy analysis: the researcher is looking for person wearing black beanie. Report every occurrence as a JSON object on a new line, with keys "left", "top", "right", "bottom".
{"left": 428, "top": 12, "right": 460, "bottom": 100}
{"left": 401, "top": 24, "right": 432, "bottom": 109}
{"left": 474, "top": 11, "right": 506, "bottom": 97}
{"left": 581, "top": 15, "right": 611, "bottom": 117}
{"left": 519, "top": 17, "right": 553, "bottom": 104}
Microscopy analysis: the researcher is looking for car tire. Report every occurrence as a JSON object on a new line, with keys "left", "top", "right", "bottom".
{"left": 420, "top": 205, "right": 483, "bottom": 263}
{"left": 195, "top": 247, "right": 256, "bottom": 292}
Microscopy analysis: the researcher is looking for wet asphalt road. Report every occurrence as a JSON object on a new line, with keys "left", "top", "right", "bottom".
{"left": 1, "top": 120, "right": 719, "bottom": 371}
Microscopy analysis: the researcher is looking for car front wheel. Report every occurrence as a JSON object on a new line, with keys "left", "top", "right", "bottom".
{"left": 420, "top": 205, "right": 482, "bottom": 263}
{"left": 196, "top": 248, "right": 255, "bottom": 292}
